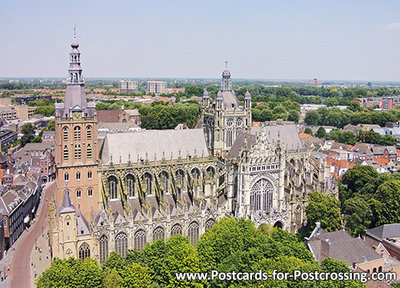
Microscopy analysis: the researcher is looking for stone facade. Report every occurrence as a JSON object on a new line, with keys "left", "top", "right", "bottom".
{"left": 50, "top": 32, "right": 338, "bottom": 263}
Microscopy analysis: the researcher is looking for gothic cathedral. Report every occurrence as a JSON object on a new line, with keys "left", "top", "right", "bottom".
{"left": 49, "top": 31, "right": 337, "bottom": 263}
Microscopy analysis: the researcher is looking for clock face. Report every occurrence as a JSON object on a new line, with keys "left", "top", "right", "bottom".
{"left": 72, "top": 111, "right": 82, "bottom": 121}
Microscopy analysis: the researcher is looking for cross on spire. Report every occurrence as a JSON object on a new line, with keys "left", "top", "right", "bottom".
{"left": 74, "top": 24, "right": 77, "bottom": 38}
{"left": 225, "top": 61, "right": 228, "bottom": 69}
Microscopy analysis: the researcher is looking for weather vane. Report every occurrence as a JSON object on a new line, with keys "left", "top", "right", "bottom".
{"left": 225, "top": 61, "right": 228, "bottom": 69}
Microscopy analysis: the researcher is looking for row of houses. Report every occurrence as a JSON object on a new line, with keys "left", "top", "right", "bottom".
{"left": 302, "top": 134, "right": 400, "bottom": 178}
{"left": 307, "top": 223, "right": 400, "bottom": 286}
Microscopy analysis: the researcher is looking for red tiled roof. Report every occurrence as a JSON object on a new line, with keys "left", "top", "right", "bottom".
{"left": 300, "top": 132, "right": 311, "bottom": 139}
{"left": 375, "top": 157, "right": 390, "bottom": 165}
{"left": 340, "top": 160, "right": 355, "bottom": 169}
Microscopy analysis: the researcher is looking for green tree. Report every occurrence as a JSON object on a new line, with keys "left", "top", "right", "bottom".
{"left": 372, "top": 180, "right": 400, "bottom": 226}
{"left": 341, "top": 165, "right": 379, "bottom": 201}
{"left": 348, "top": 101, "right": 363, "bottom": 112}
{"left": 119, "top": 262, "right": 151, "bottom": 288}
{"left": 304, "top": 110, "right": 321, "bottom": 126}
{"left": 102, "top": 252, "right": 124, "bottom": 271}
{"left": 287, "top": 110, "right": 299, "bottom": 122}
{"left": 316, "top": 126, "right": 326, "bottom": 138}
{"left": 304, "top": 127, "right": 313, "bottom": 135}
{"left": 305, "top": 191, "right": 343, "bottom": 232}
{"left": 325, "top": 98, "right": 339, "bottom": 107}
{"left": 47, "top": 119, "right": 55, "bottom": 131}
{"left": 343, "top": 197, "right": 372, "bottom": 236}
{"left": 272, "top": 105, "right": 286, "bottom": 115}
{"left": 260, "top": 109, "right": 273, "bottom": 121}
{"left": 324, "top": 111, "right": 341, "bottom": 127}
{"left": 37, "top": 258, "right": 102, "bottom": 288}
{"left": 103, "top": 269, "right": 122, "bottom": 288}
{"left": 20, "top": 122, "right": 36, "bottom": 146}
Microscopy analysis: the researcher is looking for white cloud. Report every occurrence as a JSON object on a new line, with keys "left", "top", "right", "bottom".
{"left": 382, "top": 23, "right": 400, "bottom": 30}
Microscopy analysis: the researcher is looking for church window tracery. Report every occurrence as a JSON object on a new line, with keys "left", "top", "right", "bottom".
{"left": 250, "top": 178, "right": 273, "bottom": 212}
{"left": 78, "top": 242, "right": 90, "bottom": 259}
{"left": 115, "top": 232, "right": 127, "bottom": 257}
{"left": 108, "top": 176, "right": 118, "bottom": 199}
{"left": 134, "top": 229, "right": 146, "bottom": 251}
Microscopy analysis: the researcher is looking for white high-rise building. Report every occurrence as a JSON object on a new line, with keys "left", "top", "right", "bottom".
{"left": 145, "top": 81, "right": 167, "bottom": 95}
{"left": 120, "top": 80, "right": 138, "bottom": 93}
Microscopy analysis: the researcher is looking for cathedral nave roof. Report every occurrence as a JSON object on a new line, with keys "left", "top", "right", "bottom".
{"left": 101, "top": 128, "right": 209, "bottom": 165}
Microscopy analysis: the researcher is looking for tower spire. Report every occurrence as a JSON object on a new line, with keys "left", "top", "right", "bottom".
{"left": 74, "top": 24, "right": 76, "bottom": 38}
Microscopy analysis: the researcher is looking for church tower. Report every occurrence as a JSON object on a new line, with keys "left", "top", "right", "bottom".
{"left": 54, "top": 27, "right": 99, "bottom": 220}
{"left": 203, "top": 65, "right": 252, "bottom": 157}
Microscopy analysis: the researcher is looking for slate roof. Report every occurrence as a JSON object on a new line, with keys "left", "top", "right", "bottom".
{"left": 372, "top": 146, "right": 386, "bottom": 155}
{"left": 59, "top": 186, "right": 76, "bottom": 214}
{"left": 76, "top": 210, "right": 91, "bottom": 235}
{"left": 220, "top": 91, "right": 241, "bottom": 111}
{"left": 367, "top": 224, "right": 400, "bottom": 241}
{"left": 354, "top": 142, "right": 374, "bottom": 154}
{"left": 97, "top": 110, "right": 122, "bottom": 123}
{"left": 308, "top": 229, "right": 381, "bottom": 266}
{"left": 98, "top": 122, "right": 139, "bottom": 131}
{"left": 251, "top": 125, "right": 304, "bottom": 150}
{"left": 227, "top": 133, "right": 256, "bottom": 159}
{"left": 387, "top": 146, "right": 397, "bottom": 155}
{"left": 23, "top": 142, "right": 52, "bottom": 152}
{"left": 124, "top": 109, "right": 140, "bottom": 116}
{"left": 101, "top": 129, "right": 209, "bottom": 165}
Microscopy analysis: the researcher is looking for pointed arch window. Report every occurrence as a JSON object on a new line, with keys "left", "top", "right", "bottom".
{"left": 188, "top": 221, "right": 199, "bottom": 246}
{"left": 99, "top": 235, "right": 108, "bottom": 264}
{"left": 63, "top": 127, "right": 68, "bottom": 141}
{"left": 108, "top": 176, "right": 118, "bottom": 199}
{"left": 74, "top": 126, "right": 81, "bottom": 140}
{"left": 76, "top": 189, "right": 82, "bottom": 198}
{"left": 64, "top": 172, "right": 69, "bottom": 182}
{"left": 250, "top": 178, "right": 273, "bottom": 212}
{"left": 153, "top": 226, "right": 164, "bottom": 241}
{"left": 74, "top": 144, "right": 81, "bottom": 159}
{"left": 76, "top": 171, "right": 81, "bottom": 181}
{"left": 78, "top": 242, "right": 90, "bottom": 260}
{"left": 63, "top": 145, "right": 69, "bottom": 160}
{"left": 87, "top": 188, "right": 93, "bottom": 197}
{"left": 88, "top": 170, "right": 92, "bottom": 179}
{"left": 226, "top": 129, "right": 233, "bottom": 147}
{"left": 134, "top": 229, "right": 146, "bottom": 251}
{"left": 160, "top": 172, "right": 168, "bottom": 194}
{"left": 126, "top": 174, "right": 135, "bottom": 197}
{"left": 206, "top": 166, "right": 215, "bottom": 180}
{"left": 87, "top": 144, "right": 92, "bottom": 158}
{"left": 171, "top": 224, "right": 182, "bottom": 236}
{"left": 205, "top": 219, "right": 215, "bottom": 231}
{"left": 115, "top": 232, "right": 127, "bottom": 258}
{"left": 143, "top": 173, "right": 152, "bottom": 195}
{"left": 176, "top": 170, "right": 184, "bottom": 187}
{"left": 191, "top": 168, "right": 201, "bottom": 194}
{"left": 86, "top": 126, "right": 92, "bottom": 140}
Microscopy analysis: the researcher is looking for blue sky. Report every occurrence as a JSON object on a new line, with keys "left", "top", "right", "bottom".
{"left": 1, "top": 0, "right": 400, "bottom": 81}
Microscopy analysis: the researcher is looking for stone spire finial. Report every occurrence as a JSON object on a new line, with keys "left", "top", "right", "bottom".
{"left": 71, "top": 24, "right": 79, "bottom": 49}
{"left": 244, "top": 90, "right": 252, "bottom": 100}
{"left": 59, "top": 183, "right": 76, "bottom": 214}
{"left": 203, "top": 89, "right": 210, "bottom": 98}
